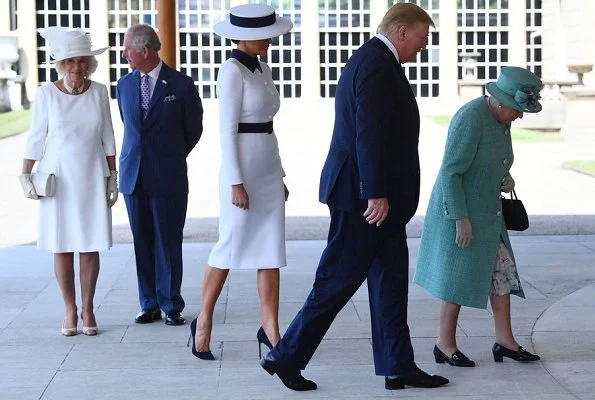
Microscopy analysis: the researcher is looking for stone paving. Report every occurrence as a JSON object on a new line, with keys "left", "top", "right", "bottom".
{"left": 1, "top": 236, "right": 594, "bottom": 400}
{"left": 1, "top": 99, "right": 595, "bottom": 399}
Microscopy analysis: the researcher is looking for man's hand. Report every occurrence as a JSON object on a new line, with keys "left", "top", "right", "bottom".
{"left": 501, "top": 173, "right": 515, "bottom": 193}
{"left": 232, "top": 184, "right": 249, "bottom": 210}
{"left": 19, "top": 173, "right": 39, "bottom": 200}
{"left": 107, "top": 170, "right": 118, "bottom": 207}
{"left": 455, "top": 218, "right": 473, "bottom": 248}
{"left": 363, "top": 197, "right": 389, "bottom": 226}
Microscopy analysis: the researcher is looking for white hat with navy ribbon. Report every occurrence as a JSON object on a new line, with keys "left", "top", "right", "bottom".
{"left": 39, "top": 26, "right": 108, "bottom": 63}
{"left": 214, "top": 4, "right": 293, "bottom": 40}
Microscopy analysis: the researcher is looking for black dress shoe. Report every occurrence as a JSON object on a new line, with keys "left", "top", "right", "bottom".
{"left": 433, "top": 345, "right": 475, "bottom": 367}
{"left": 385, "top": 366, "right": 449, "bottom": 390}
{"left": 165, "top": 311, "right": 186, "bottom": 326}
{"left": 135, "top": 308, "right": 162, "bottom": 324}
{"left": 492, "top": 343, "right": 540, "bottom": 362}
{"left": 260, "top": 353, "right": 317, "bottom": 391}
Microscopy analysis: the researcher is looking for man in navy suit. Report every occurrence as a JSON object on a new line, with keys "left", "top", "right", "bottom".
{"left": 260, "top": 4, "right": 448, "bottom": 391}
{"left": 117, "top": 24, "right": 203, "bottom": 326}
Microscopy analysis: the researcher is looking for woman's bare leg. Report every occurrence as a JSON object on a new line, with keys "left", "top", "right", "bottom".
{"left": 257, "top": 268, "right": 280, "bottom": 346}
{"left": 54, "top": 253, "right": 77, "bottom": 329}
{"left": 79, "top": 252, "right": 100, "bottom": 328}
{"left": 195, "top": 266, "right": 229, "bottom": 352}
{"left": 436, "top": 300, "right": 461, "bottom": 355}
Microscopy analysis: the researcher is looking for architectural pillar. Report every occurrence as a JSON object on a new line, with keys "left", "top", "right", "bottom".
{"left": 508, "top": 0, "right": 526, "bottom": 67}
{"left": 370, "top": 0, "right": 387, "bottom": 34}
{"left": 300, "top": 0, "right": 320, "bottom": 101}
{"left": 439, "top": 0, "right": 458, "bottom": 107}
{"left": 17, "top": 0, "right": 37, "bottom": 100}
{"left": 0, "top": 0, "right": 10, "bottom": 31}
{"left": 89, "top": 0, "right": 110, "bottom": 87}
{"left": 157, "top": 0, "right": 176, "bottom": 68}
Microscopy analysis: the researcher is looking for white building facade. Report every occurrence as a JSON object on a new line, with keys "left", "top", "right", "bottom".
{"left": 1, "top": 0, "right": 592, "bottom": 115}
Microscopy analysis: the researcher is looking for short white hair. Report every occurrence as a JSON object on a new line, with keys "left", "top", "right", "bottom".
{"left": 54, "top": 56, "right": 98, "bottom": 78}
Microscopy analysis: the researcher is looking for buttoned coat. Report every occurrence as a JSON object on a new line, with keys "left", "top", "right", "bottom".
{"left": 116, "top": 63, "right": 203, "bottom": 196}
{"left": 413, "top": 97, "right": 525, "bottom": 309}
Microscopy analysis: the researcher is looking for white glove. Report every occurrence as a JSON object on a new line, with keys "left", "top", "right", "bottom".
{"left": 19, "top": 173, "right": 39, "bottom": 200}
{"left": 107, "top": 170, "right": 118, "bottom": 207}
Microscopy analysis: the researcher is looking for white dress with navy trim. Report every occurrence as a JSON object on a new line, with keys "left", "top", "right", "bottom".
{"left": 207, "top": 56, "right": 286, "bottom": 269}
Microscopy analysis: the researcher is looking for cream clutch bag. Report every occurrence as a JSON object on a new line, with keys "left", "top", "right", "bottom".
{"left": 31, "top": 172, "right": 57, "bottom": 197}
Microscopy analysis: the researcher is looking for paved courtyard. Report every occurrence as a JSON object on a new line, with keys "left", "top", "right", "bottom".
{"left": 1, "top": 237, "right": 594, "bottom": 399}
{"left": 1, "top": 99, "right": 595, "bottom": 399}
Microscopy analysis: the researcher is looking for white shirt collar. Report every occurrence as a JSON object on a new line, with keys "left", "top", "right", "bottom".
{"left": 141, "top": 60, "right": 163, "bottom": 81}
{"left": 375, "top": 33, "right": 400, "bottom": 63}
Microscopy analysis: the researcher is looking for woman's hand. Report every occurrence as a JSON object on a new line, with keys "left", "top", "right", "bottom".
{"left": 501, "top": 173, "right": 515, "bottom": 193}
{"left": 455, "top": 218, "right": 473, "bottom": 248}
{"left": 283, "top": 183, "right": 289, "bottom": 201}
{"left": 232, "top": 184, "right": 249, "bottom": 210}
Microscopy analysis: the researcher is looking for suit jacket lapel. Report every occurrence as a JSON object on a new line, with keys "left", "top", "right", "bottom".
{"left": 146, "top": 64, "right": 173, "bottom": 118}
{"left": 130, "top": 71, "right": 142, "bottom": 125}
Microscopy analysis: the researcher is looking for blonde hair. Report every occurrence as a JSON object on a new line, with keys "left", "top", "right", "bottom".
{"left": 377, "top": 3, "right": 435, "bottom": 37}
{"left": 55, "top": 56, "right": 98, "bottom": 78}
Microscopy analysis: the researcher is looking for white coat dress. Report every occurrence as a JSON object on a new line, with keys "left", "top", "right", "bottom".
{"left": 23, "top": 82, "right": 116, "bottom": 253}
{"left": 207, "top": 56, "right": 286, "bottom": 269}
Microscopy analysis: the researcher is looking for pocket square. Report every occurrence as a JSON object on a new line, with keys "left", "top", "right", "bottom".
{"left": 163, "top": 95, "right": 177, "bottom": 102}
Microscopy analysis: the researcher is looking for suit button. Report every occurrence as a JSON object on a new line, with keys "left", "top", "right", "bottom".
{"left": 502, "top": 159, "right": 508, "bottom": 165}
{"left": 497, "top": 211, "right": 502, "bottom": 217}
{"left": 504, "top": 129, "right": 509, "bottom": 135}
{"left": 444, "top": 210, "right": 449, "bottom": 215}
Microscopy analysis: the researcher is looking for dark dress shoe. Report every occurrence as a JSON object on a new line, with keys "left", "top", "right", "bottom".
{"left": 492, "top": 343, "right": 540, "bottom": 362}
{"left": 189, "top": 318, "right": 215, "bottom": 360}
{"left": 260, "top": 353, "right": 317, "bottom": 391}
{"left": 433, "top": 345, "right": 475, "bottom": 367}
{"left": 165, "top": 311, "right": 186, "bottom": 326}
{"left": 135, "top": 308, "right": 162, "bottom": 324}
{"left": 385, "top": 366, "right": 449, "bottom": 390}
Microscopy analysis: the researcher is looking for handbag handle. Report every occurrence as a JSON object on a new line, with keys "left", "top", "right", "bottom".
{"left": 501, "top": 189, "right": 518, "bottom": 200}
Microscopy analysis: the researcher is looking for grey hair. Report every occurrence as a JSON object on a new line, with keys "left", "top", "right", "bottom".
{"left": 377, "top": 3, "right": 435, "bottom": 38}
{"left": 55, "top": 56, "right": 98, "bottom": 78}
{"left": 125, "top": 24, "right": 161, "bottom": 52}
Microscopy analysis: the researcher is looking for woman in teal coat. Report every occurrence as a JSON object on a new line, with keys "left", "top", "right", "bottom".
{"left": 414, "top": 67, "right": 543, "bottom": 367}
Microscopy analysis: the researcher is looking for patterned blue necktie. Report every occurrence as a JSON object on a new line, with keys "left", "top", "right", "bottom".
{"left": 140, "top": 74, "right": 150, "bottom": 119}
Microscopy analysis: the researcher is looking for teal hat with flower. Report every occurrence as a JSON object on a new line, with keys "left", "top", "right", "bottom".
{"left": 485, "top": 66, "right": 543, "bottom": 113}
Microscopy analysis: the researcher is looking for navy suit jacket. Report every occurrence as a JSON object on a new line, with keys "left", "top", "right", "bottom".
{"left": 319, "top": 37, "right": 421, "bottom": 226}
{"left": 116, "top": 63, "right": 203, "bottom": 196}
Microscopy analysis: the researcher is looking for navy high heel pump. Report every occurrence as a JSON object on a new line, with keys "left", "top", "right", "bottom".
{"left": 257, "top": 326, "right": 273, "bottom": 359}
{"left": 189, "top": 317, "right": 215, "bottom": 360}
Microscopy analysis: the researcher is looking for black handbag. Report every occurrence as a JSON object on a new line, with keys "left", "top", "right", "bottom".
{"left": 501, "top": 189, "right": 529, "bottom": 231}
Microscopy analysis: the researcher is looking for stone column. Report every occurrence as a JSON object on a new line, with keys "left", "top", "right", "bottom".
{"left": 507, "top": 0, "right": 526, "bottom": 67}
{"left": 89, "top": 0, "right": 110, "bottom": 88}
{"left": 370, "top": 0, "right": 387, "bottom": 33}
{"left": 439, "top": 0, "right": 458, "bottom": 106}
{"left": 0, "top": 0, "right": 10, "bottom": 31}
{"left": 16, "top": 0, "right": 36, "bottom": 100}
{"left": 300, "top": 0, "right": 320, "bottom": 101}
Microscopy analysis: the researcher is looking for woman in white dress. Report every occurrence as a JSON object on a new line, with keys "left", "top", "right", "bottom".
{"left": 19, "top": 27, "right": 117, "bottom": 337}
{"left": 190, "top": 4, "right": 293, "bottom": 360}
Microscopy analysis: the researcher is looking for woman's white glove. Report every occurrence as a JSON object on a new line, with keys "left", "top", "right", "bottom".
{"left": 18, "top": 173, "right": 39, "bottom": 200}
{"left": 501, "top": 173, "right": 515, "bottom": 193}
{"left": 107, "top": 170, "right": 118, "bottom": 207}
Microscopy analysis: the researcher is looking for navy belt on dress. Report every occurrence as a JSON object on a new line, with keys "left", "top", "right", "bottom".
{"left": 237, "top": 121, "right": 273, "bottom": 134}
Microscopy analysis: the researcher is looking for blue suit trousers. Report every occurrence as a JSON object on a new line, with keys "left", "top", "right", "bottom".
{"left": 124, "top": 175, "right": 187, "bottom": 313}
{"left": 271, "top": 208, "right": 415, "bottom": 375}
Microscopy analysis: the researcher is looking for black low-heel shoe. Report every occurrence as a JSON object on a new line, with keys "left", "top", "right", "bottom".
{"left": 492, "top": 343, "right": 540, "bottom": 363}
{"left": 257, "top": 326, "right": 274, "bottom": 359}
{"left": 433, "top": 345, "right": 475, "bottom": 367}
{"left": 189, "top": 318, "right": 215, "bottom": 360}
{"left": 260, "top": 353, "right": 317, "bottom": 391}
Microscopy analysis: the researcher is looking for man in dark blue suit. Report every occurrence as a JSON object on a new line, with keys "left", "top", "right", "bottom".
{"left": 261, "top": 3, "right": 448, "bottom": 391}
{"left": 117, "top": 24, "right": 203, "bottom": 326}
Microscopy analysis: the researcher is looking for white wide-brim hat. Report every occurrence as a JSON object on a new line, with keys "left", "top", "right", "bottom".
{"left": 39, "top": 26, "right": 108, "bottom": 63}
{"left": 214, "top": 4, "right": 293, "bottom": 41}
